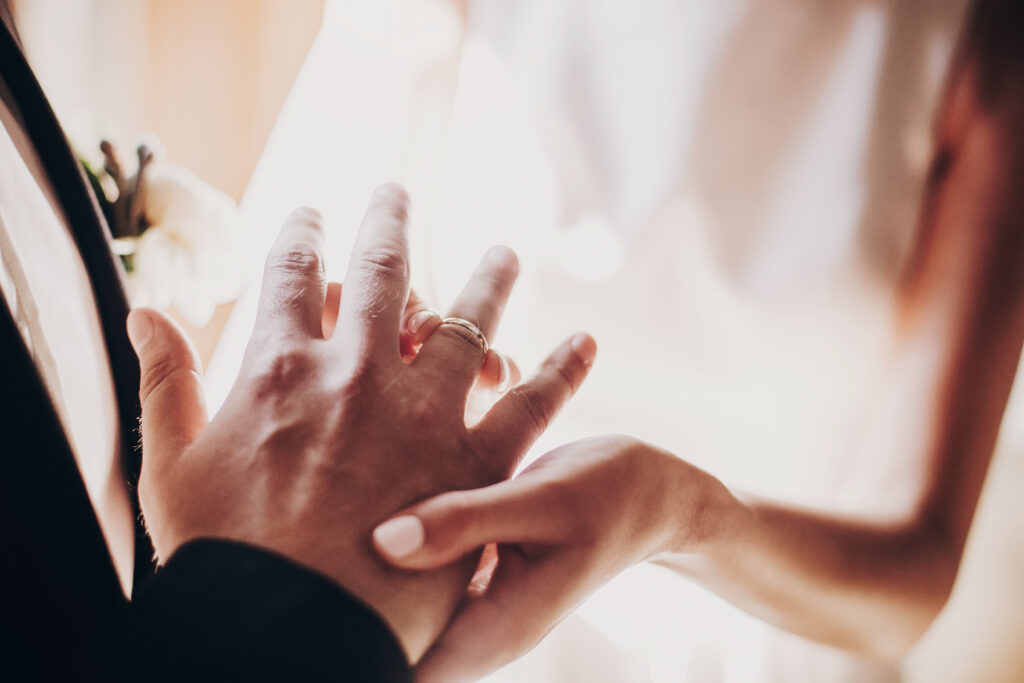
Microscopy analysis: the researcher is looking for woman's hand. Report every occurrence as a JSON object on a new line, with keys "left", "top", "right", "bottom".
{"left": 131, "top": 184, "right": 596, "bottom": 661}
{"left": 372, "top": 434, "right": 732, "bottom": 681}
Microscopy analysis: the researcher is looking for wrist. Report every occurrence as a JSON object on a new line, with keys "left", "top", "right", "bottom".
{"left": 301, "top": 533, "right": 479, "bottom": 664}
{"left": 649, "top": 451, "right": 744, "bottom": 559}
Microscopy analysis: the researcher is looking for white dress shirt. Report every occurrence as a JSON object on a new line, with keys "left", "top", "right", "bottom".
{"left": 0, "top": 74, "right": 133, "bottom": 594}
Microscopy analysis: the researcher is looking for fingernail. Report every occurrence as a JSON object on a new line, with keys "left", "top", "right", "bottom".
{"left": 373, "top": 516, "right": 424, "bottom": 560}
{"left": 406, "top": 310, "right": 436, "bottom": 335}
{"left": 496, "top": 352, "right": 511, "bottom": 394}
{"left": 571, "top": 333, "right": 597, "bottom": 367}
{"left": 126, "top": 310, "right": 153, "bottom": 350}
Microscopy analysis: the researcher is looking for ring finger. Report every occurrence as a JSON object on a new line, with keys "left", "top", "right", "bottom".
{"left": 414, "top": 245, "right": 519, "bottom": 396}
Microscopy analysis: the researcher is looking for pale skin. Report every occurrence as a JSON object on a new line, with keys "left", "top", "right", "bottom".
{"left": 373, "top": 3, "right": 1024, "bottom": 680}
{"left": 130, "top": 183, "right": 595, "bottom": 662}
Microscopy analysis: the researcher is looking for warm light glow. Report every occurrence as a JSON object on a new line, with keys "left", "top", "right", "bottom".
{"left": 200, "top": 1, "right": 1022, "bottom": 681}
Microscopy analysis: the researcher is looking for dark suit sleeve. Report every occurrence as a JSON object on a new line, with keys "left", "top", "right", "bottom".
{"left": 129, "top": 539, "right": 412, "bottom": 682}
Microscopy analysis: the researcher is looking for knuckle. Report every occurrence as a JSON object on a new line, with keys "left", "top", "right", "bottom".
{"left": 508, "top": 385, "right": 551, "bottom": 435}
{"left": 139, "top": 357, "right": 192, "bottom": 404}
{"left": 355, "top": 246, "right": 408, "bottom": 280}
{"left": 252, "top": 347, "right": 315, "bottom": 395}
{"left": 543, "top": 356, "right": 579, "bottom": 394}
{"left": 338, "top": 349, "right": 379, "bottom": 386}
{"left": 618, "top": 435, "right": 650, "bottom": 461}
{"left": 405, "top": 391, "right": 442, "bottom": 429}
{"left": 139, "top": 355, "right": 173, "bottom": 401}
{"left": 330, "top": 354, "right": 389, "bottom": 408}
{"left": 268, "top": 244, "right": 324, "bottom": 278}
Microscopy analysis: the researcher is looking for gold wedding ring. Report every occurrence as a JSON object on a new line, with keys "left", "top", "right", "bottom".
{"left": 440, "top": 317, "right": 489, "bottom": 356}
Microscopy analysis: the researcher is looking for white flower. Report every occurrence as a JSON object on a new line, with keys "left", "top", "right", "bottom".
{"left": 127, "top": 163, "right": 243, "bottom": 327}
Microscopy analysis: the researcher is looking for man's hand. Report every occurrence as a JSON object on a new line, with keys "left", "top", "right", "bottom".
{"left": 128, "top": 184, "right": 596, "bottom": 660}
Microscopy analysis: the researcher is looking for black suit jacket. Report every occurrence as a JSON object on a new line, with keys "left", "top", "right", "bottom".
{"left": 0, "top": 8, "right": 409, "bottom": 681}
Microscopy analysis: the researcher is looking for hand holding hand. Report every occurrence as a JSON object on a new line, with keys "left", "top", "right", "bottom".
{"left": 129, "top": 184, "right": 596, "bottom": 660}
{"left": 374, "top": 435, "right": 731, "bottom": 681}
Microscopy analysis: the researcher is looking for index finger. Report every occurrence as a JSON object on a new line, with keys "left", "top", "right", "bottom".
{"left": 334, "top": 183, "right": 412, "bottom": 359}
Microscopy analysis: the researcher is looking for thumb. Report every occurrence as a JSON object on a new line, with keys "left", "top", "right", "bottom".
{"left": 127, "top": 308, "right": 208, "bottom": 464}
{"left": 372, "top": 479, "right": 563, "bottom": 570}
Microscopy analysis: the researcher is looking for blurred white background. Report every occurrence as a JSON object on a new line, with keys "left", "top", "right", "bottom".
{"left": 16, "top": 0, "right": 1024, "bottom": 680}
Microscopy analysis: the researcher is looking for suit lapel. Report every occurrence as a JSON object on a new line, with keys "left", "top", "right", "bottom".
{"left": 0, "top": 287, "right": 127, "bottom": 620}
{"left": 0, "top": 12, "right": 155, "bottom": 590}
{"left": 0, "top": 1, "right": 15, "bottom": 46}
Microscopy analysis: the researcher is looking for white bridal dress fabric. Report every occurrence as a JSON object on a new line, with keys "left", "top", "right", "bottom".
{"left": 208, "top": 0, "right": 1024, "bottom": 680}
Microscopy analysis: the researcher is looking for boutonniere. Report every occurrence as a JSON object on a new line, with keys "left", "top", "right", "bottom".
{"left": 80, "top": 138, "right": 243, "bottom": 327}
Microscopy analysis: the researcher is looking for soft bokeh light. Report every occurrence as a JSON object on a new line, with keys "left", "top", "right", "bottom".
{"left": 203, "top": 2, "right": 957, "bottom": 680}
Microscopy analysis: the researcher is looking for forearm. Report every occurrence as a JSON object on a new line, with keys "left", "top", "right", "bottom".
{"left": 655, "top": 487, "right": 957, "bottom": 661}
{"left": 652, "top": 122, "right": 1024, "bottom": 663}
